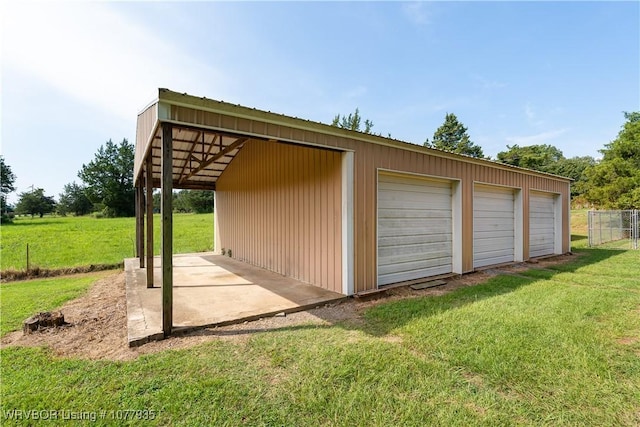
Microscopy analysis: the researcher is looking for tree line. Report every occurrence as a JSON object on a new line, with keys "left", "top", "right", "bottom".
{"left": 332, "top": 109, "right": 640, "bottom": 209}
{"left": 1, "top": 110, "right": 637, "bottom": 222}
{"left": 1, "top": 139, "right": 214, "bottom": 222}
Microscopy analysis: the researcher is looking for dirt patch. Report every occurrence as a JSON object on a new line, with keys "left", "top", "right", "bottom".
{"left": 1, "top": 254, "right": 577, "bottom": 361}
{"left": 617, "top": 336, "right": 639, "bottom": 346}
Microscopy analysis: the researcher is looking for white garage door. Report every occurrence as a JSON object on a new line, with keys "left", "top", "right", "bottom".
{"left": 377, "top": 173, "right": 453, "bottom": 286}
{"left": 530, "top": 192, "right": 556, "bottom": 258}
{"left": 473, "top": 185, "right": 515, "bottom": 268}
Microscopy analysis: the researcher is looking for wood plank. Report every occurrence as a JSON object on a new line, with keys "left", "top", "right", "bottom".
{"left": 161, "top": 122, "right": 173, "bottom": 337}
{"left": 145, "top": 155, "right": 154, "bottom": 288}
{"left": 135, "top": 184, "right": 144, "bottom": 268}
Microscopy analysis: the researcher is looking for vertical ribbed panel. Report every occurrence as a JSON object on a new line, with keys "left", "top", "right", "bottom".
{"left": 216, "top": 140, "right": 343, "bottom": 293}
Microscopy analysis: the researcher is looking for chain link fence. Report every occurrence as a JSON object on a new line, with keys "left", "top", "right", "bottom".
{"left": 588, "top": 210, "right": 638, "bottom": 250}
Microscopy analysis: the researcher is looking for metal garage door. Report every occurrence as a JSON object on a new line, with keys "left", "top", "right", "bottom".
{"left": 530, "top": 192, "right": 556, "bottom": 258}
{"left": 473, "top": 185, "right": 515, "bottom": 268}
{"left": 377, "top": 173, "right": 453, "bottom": 286}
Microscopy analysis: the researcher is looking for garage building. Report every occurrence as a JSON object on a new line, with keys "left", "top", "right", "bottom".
{"left": 134, "top": 89, "right": 571, "bottom": 330}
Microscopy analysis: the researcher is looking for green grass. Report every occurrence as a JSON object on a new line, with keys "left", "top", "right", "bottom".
{"left": 1, "top": 214, "right": 214, "bottom": 271}
{"left": 1, "top": 212, "right": 639, "bottom": 425}
{"left": 0, "top": 272, "right": 112, "bottom": 336}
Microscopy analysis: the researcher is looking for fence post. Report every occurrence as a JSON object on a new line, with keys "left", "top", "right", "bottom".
{"left": 587, "top": 210, "right": 591, "bottom": 246}
{"left": 631, "top": 209, "right": 640, "bottom": 249}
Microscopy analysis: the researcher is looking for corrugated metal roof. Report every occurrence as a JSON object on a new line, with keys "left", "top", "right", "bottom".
{"left": 134, "top": 88, "right": 573, "bottom": 187}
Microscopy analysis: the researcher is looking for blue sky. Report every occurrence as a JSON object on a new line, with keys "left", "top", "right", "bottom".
{"left": 2, "top": 1, "right": 639, "bottom": 202}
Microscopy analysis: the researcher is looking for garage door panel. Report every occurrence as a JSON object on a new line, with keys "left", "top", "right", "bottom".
{"left": 473, "top": 185, "right": 516, "bottom": 269}
{"left": 474, "top": 236, "right": 515, "bottom": 250}
{"left": 529, "top": 192, "right": 556, "bottom": 258}
{"left": 378, "top": 241, "right": 452, "bottom": 260}
{"left": 474, "top": 229, "right": 514, "bottom": 239}
{"left": 474, "top": 217, "right": 514, "bottom": 229}
{"left": 378, "top": 219, "right": 452, "bottom": 236}
{"left": 474, "top": 210, "right": 514, "bottom": 219}
{"left": 378, "top": 208, "right": 451, "bottom": 219}
{"left": 378, "top": 195, "right": 451, "bottom": 210}
{"left": 379, "top": 258, "right": 453, "bottom": 278}
{"left": 378, "top": 173, "right": 453, "bottom": 286}
{"left": 380, "top": 176, "right": 451, "bottom": 190}
{"left": 379, "top": 258, "right": 452, "bottom": 276}
{"left": 379, "top": 233, "right": 451, "bottom": 247}
{"left": 475, "top": 253, "right": 514, "bottom": 266}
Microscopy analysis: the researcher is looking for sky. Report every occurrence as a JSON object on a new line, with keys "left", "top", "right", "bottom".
{"left": 2, "top": 1, "right": 639, "bottom": 203}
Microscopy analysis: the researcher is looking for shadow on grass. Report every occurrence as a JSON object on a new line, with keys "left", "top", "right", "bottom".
{"left": 4, "top": 219, "right": 65, "bottom": 227}
{"left": 571, "top": 234, "right": 587, "bottom": 242}
{"left": 337, "top": 247, "right": 628, "bottom": 337}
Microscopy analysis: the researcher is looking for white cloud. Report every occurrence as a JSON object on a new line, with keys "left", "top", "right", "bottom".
{"left": 472, "top": 74, "right": 507, "bottom": 90}
{"left": 345, "top": 85, "right": 368, "bottom": 99}
{"left": 2, "top": 2, "right": 227, "bottom": 120}
{"left": 402, "top": 2, "right": 430, "bottom": 26}
{"left": 506, "top": 128, "right": 570, "bottom": 146}
{"left": 525, "top": 103, "right": 536, "bottom": 122}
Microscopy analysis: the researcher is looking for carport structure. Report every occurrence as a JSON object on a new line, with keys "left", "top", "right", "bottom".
{"left": 134, "top": 88, "right": 571, "bottom": 338}
{"left": 134, "top": 89, "right": 355, "bottom": 337}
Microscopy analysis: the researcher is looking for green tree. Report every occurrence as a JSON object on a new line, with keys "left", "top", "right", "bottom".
{"left": 331, "top": 108, "right": 374, "bottom": 134}
{"left": 58, "top": 182, "right": 94, "bottom": 216}
{"left": 78, "top": 139, "right": 135, "bottom": 217}
{"left": 170, "top": 190, "right": 215, "bottom": 213}
{"left": 496, "top": 145, "right": 595, "bottom": 200}
{"left": 15, "top": 188, "right": 56, "bottom": 218}
{"left": 584, "top": 112, "right": 640, "bottom": 209}
{"left": 549, "top": 156, "right": 596, "bottom": 198}
{"left": 496, "top": 144, "right": 564, "bottom": 172}
{"left": 1, "top": 156, "right": 16, "bottom": 221}
{"left": 425, "top": 113, "right": 485, "bottom": 158}
{"left": 181, "top": 190, "right": 215, "bottom": 213}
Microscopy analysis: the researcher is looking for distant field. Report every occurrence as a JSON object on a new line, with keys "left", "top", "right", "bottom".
{"left": 1, "top": 214, "right": 214, "bottom": 271}
{"left": 571, "top": 209, "right": 588, "bottom": 237}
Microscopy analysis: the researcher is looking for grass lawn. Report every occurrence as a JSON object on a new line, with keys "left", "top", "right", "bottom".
{"left": 1, "top": 211, "right": 639, "bottom": 425}
{"left": 1, "top": 214, "right": 214, "bottom": 271}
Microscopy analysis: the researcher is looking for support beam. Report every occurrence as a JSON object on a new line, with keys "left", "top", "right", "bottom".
{"left": 177, "top": 131, "right": 202, "bottom": 184}
{"left": 136, "top": 184, "right": 145, "bottom": 268}
{"left": 135, "top": 185, "right": 141, "bottom": 266}
{"left": 145, "top": 155, "right": 154, "bottom": 288}
{"left": 161, "top": 122, "right": 173, "bottom": 337}
{"left": 181, "top": 137, "right": 247, "bottom": 182}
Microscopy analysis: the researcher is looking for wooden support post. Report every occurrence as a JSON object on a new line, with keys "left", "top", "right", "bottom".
{"left": 136, "top": 184, "right": 145, "bottom": 268}
{"left": 145, "top": 155, "right": 154, "bottom": 288}
{"left": 135, "top": 185, "right": 140, "bottom": 259}
{"left": 161, "top": 122, "right": 173, "bottom": 337}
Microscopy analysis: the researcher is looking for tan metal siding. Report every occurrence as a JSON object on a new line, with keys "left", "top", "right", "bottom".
{"left": 169, "top": 103, "right": 571, "bottom": 293}
{"left": 134, "top": 104, "right": 157, "bottom": 181}
{"left": 215, "top": 140, "right": 343, "bottom": 293}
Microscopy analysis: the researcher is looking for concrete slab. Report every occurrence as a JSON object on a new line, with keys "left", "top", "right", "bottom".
{"left": 125, "top": 253, "right": 346, "bottom": 346}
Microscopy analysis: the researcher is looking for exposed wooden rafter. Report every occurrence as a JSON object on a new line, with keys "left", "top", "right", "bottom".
{"left": 177, "top": 130, "right": 202, "bottom": 184}
{"left": 180, "top": 137, "right": 248, "bottom": 183}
